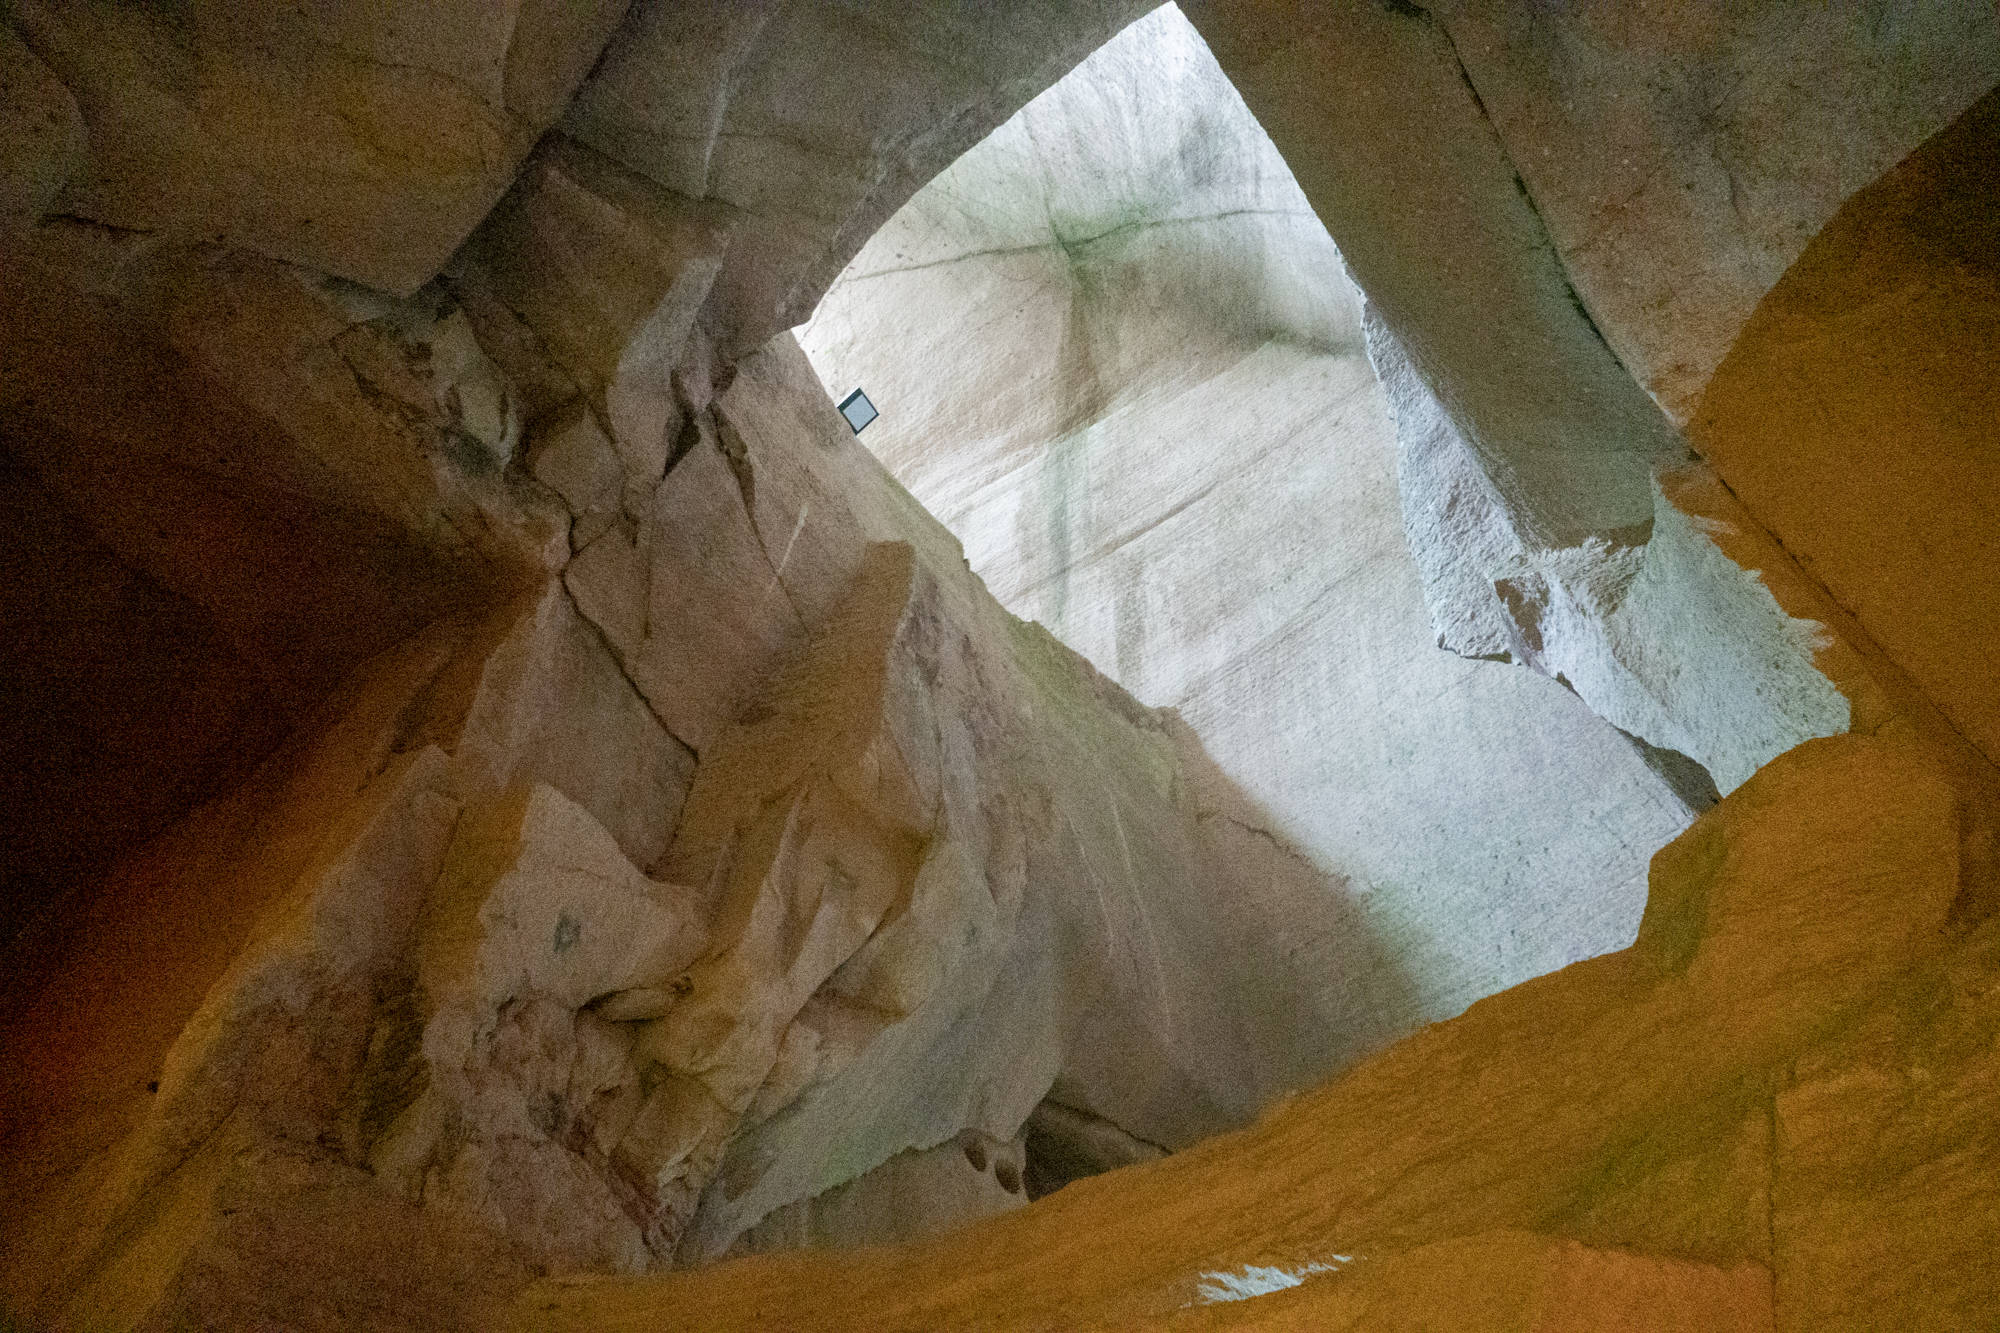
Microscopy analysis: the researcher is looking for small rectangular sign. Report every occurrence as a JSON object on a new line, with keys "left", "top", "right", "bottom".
{"left": 838, "top": 388, "right": 879, "bottom": 435}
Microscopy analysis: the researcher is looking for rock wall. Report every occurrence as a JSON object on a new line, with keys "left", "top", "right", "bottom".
{"left": 1687, "top": 87, "right": 2000, "bottom": 773}
{"left": 511, "top": 729, "right": 2000, "bottom": 1331}
{"left": 1427, "top": 0, "right": 2000, "bottom": 427}
{"left": 800, "top": 5, "right": 1695, "bottom": 1057}
{"left": 2, "top": 0, "right": 1155, "bottom": 352}
{"left": 0, "top": 161, "right": 1461, "bottom": 1327}
{"left": 0, "top": 2, "right": 1996, "bottom": 1329}
{"left": 1180, "top": 0, "right": 1998, "bottom": 799}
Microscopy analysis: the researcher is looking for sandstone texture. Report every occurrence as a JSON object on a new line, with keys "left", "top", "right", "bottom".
{"left": 1689, "top": 87, "right": 2000, "bottom": 773}
{"left": 1178, "top": 0, "right": 1997, "bottom": 798}
{"left": 6, "top": 0, "right": 630, "bottom": 293}
{"left": 2, "top": 186, "right": 1512, "bottom": 1323}
{"left": 510, "top": 731, "right": 2000, "bottom": 1331}
{"left": 801, "top": 6, "right": 1695, "bottom": 1054}
{"left": 1429, "top": 0, "right": 2000, "bottom": 425}
{"left": 561, "top": 0, "right": 1156, "bottom": 355}
{"left": 0, "top": 1, "right": 1995, "bottom": 1330}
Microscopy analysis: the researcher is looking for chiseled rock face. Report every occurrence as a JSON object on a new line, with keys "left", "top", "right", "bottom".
{"left": 638, "top": 342, "right": 1443, "bottom": 1262}
{"left": 802, "top": 4, "right": 1695, "bottom": 1058}
{"left": 372, "top": 781, "right": 710, "bottom": 1274}
{"left": 7, "top": 334, "right": 1309, "bottom": 1315}
{"left": 733, "top": 1129, "right": 1030, "bottom": 1256}
{"left": 1368, "top": 306, "right": 1851, "bottom": 795}
{"left": 2, "top": 570, "right": 694, "bottom": 1318}
{"left": 515, "top": 731, "right": 1998, "bottom": 1331}
{"left": 456, "top": 134, "right": 735, "bottom": 488}
{"left": 563, "top": 0, "right": 1158, "bottom": 354}
{"left": 6, "top": 0, "right": 630, "bottom": 293}
{"left": 13, "top": 237, "right": 1538, "bottom": 1322}
{"left": 1429, "top": 0, "right": 2000, "bottom": 424}
{"left": 2, "top": 3, "right": 1996, "bottom": 1329}
{"left": 1687, "top": 88, "right": 2000, "bottom": 775}
{"left": 0, "top": 222, "right": 570, "bottom": 594}
{"left": 4, "top": 0, "right": 1168, "bottom": 346}
{"left": 563, "top": 425, "right": 808, "bottom": 753}
{"left": 1181, "top": 0, "right": 1685, "bottom": 555}
{"left": 800, "top": 4, "right": 1357, "bottom": 498}
{"left": 1159, "top": 0, "right": 1857, "bottom": 795}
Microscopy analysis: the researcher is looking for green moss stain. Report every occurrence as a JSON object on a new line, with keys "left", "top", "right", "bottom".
{"left": 1039, "top": 428, "right": 1085, "bottom": 633}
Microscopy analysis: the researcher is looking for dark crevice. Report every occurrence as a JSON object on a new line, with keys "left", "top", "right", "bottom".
{"left": 557, "top": 579, "right": 701, "bottom": 767}
{"left": 1614, "top": 724, "right": 1723, "bottom": 816}
{"left": 1021, "top": 1096, "right": 1169, "bottom": 1201}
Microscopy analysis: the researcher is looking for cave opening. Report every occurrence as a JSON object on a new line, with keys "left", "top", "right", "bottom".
{"left": 10, "top": 0, "right": 1992, "bottom": 1319}
{"left": 797, "top": 2, "right": 1697, "bottom": 1194}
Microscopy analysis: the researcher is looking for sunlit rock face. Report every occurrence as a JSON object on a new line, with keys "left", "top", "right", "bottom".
{"left": 802, "top": 5, "right": 1694, "bottom": 1046}
{"left": 4, "top": 312, "right": 1396, "bottom": 1321}
{"left": 0, "top": 0, "right": 1996, "bottom": 1328}
{"left": 1422, "top": 0, "right": 2000, "bottom": 428}
{"left": 1174, "top": 0, "right": 1997, "bottom": 798}
{"left": 519, "top": 731, "right": 2000, "bottom": 1331}
{"left": 3, "top": 120, "right": 1523, "bottom": 1322}
{"left": 1688, "top": 87, "right": 2000, "bottom": 775}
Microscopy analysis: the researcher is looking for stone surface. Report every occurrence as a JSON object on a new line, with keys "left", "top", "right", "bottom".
{"left": 1180, "top": 0, "right": 1683, "bottom": 554}
{"left": 0, "top": 208, "right": 663, "bottom": 952}
{"left": 457, "top": 135, "right": 734, "bottom": 486}
{"left": 1429, "top": 0, "right": 2000, "bottom": 424}
{"left": 0, "top": 329, "right": 1330, "bottom": 1314}
{"left": 0, "top": 444, "right": 294, "bottom": 949}
{"left": 372, "top": 782, "right": 709, "bottom": 1273}
{"left": 563, "top": 0, "right": 1156, "bottom": 354}
{"left": 1369, "top": 308, "right": 1850, "bottom": 794}
{"left": 732, "top": 1130, "right": 1029, "bottom": 1255}
{"left": 0, "top": 4, "right": 1996, "bottom": 1329}
{"left": 0, "top": 225, "right": 569, "bottom": 593}
{"left": 802, "top": 5, "right": 1695, "bottom": 1048}
{"left": 510, "top": 732, "right": 1987, "bottom": 1331}
{"left": 637, "top": 343, "right": 1432, "bottom": 1262}
{"left": 1687, "top": 87, "right": 2000, "bottom": 772}
{"left": 6, "top": 0, "right": 629, "bottom": 292}
{"left": 0, "top": 575, "right": 694, "bottom": 1316}
{"left": 1173, "top": 0, "right": 1944, "bottom": 796}
{"left": 1771, "top": 917, "right": 2000, "bottom": 1328}
{"left": 563, "top": 425, "right": 806, "bottom": 756}
{"left": 9, "top": 271, "right": 1543, "bottom": 1324}
{"left": 449, "top": 583, "right": 695, "bottom": 871}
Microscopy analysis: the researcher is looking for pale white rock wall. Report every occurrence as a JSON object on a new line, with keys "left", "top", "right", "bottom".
{"left": 1369, "top": 308, "right": 1851, "bottom": 796}
{"left": 1169, "top": 0, "right": 1857, "bottom": 799}
{"left": 800, "top": 5, "right": 1693, "bottom": 1042}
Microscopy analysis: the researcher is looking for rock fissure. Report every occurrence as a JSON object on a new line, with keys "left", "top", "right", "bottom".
{"left": 3, "top": 1, "right": 1996, "bottom": 1327}
{"left": 555, "top": 551, "right": 699, "bottom": 763}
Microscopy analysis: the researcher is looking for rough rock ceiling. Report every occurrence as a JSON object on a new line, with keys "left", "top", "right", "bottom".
{"left": 0, "top": 0, "right": 1995, "bottom": 1328}
{"left": 801, "top": 4, "right": 1695, "bottom": 1063}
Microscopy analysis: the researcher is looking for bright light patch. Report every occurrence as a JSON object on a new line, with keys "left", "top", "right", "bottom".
{"left": 1195, "top": 1257, "right": 1352, "bottom": 1304}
